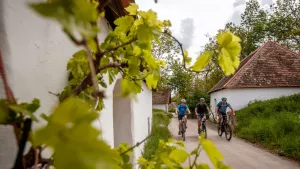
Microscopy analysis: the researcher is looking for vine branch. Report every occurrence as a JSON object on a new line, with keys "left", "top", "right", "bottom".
{"left": 162, "top": 31, "right": 206, "bottom": 73}
{"left": 68, "top": 38, "right": 136, "bottom": 99}
{"left": 120, "top": 135, "right": 151, "bottom": 156}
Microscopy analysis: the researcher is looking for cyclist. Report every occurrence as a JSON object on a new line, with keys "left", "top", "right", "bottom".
{"left": 175, "top": 99, "right": 191, "bottom": 135}
{"left": 215, "top": 97, "right": 235, "bottom": 128}
{"left": 195, "top": 98, "right": 211, "bottom": 133}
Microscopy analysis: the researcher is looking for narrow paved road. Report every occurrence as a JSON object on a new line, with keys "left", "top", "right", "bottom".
{"left": 169, "top": 116, "right": 300, "bottom": 169}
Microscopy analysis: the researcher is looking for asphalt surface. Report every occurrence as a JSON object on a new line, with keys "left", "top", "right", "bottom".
{"left": 169, "top": 116, "right": 300, "bottom": 169}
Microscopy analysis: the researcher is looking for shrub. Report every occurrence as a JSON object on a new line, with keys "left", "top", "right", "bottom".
{"left": 143, "top": 109, "right": 172, "bottom": 159}
{"left": 235, "top": 94, "right": 300, "bottom": 161}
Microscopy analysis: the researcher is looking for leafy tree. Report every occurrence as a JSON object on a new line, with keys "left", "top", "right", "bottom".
{"left": 0, "top": 0, "right": 242, "bottom": 169}
{"left": 168, "top": 61, "right": 194, "bottom": 98}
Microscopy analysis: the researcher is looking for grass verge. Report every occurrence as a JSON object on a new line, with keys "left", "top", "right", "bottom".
{"left": 143, "top": 109, "right": 172, "bottom": 160}
{"left": 235, "top": 94, "right": 300, "bottom": 161}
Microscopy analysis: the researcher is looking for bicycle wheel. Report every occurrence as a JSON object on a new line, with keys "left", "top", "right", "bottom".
{"left": 202, "top": 125, "right": 207, "bottom": 139}
{"left": 225, "top": 124, "right": 232, "bottom": 141}
{"left": 182, "top": 123, "right": 186, "bottom": 141}
{"left": 218, "top": 124, "right": 223, "bottom": 137}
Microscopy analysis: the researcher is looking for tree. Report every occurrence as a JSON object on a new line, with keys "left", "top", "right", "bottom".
{"left": 198, "top": 0, "right": 300, "bottom": 94}
{"left": 168, "top": 61, "right": 194, "bottom": 98}
{"left": 0, "top": 0, "right": 242, "bottom": 169}
{"left": 266, "top": 0, "right": 300, "bottom": 52}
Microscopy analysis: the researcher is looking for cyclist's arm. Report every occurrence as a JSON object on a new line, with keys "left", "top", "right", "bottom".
{"left": 187, "top": 108, "right": 191, "bottom": 114}
{"left": 228, "top": 103, "right": 235, "bottom": 115}
{"left": 175, "top": 106, "right": 178, "bottom": 114}
{"left": 206, "top": 105, "right": 211, "bottom": 113}
{"left": 195, "top": 107, "right": 198, "bottom": 115}
{"left": 215, "top": 107, "right": 219, "bottom": 116}
{"left": 230, "top": 107, "right": 235, "bottom": 115}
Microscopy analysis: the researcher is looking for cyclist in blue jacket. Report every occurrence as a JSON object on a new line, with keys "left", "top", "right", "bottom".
{"left": 175, "top": 99, "right": 191, "bottom": 135}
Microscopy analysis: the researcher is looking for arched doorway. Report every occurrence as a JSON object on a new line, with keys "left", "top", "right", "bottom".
{"left": 113, "top": 79, "right": 133, "bottom": 148}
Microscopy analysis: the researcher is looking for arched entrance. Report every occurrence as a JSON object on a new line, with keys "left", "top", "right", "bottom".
{"left": 113, "top": 79, "right": 133, "bottom": 148}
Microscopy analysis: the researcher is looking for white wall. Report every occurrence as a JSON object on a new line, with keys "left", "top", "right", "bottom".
{"left": 153, "top": 104, "right": 167, "bottom": 112}
{"left": 113, "top": 79, "right": 133, "bottom": 147}
{"left": 132, "top": 82, "right": 152, "bottom": 167}
{"left": 210, "top": 88, "right": 300, "bottom": 112}
{"left": 0, "top": 0, "right": 116, "bottom": 168}
{"left": 0, "top": 0, "right": 153, "bottom": 168}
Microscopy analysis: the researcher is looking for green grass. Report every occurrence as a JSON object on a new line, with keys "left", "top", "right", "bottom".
{"left": 143, "top": 109, "right": 172, "bottom": 160}
{"left": 235, "top": 94, "right": 300, "bottom": 161}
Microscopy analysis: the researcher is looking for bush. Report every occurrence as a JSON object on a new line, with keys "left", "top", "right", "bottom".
{"left": 168, "top": 108, "right": 176, "bottom": 113}
{"left": 235, "top": 94, "right": 300, "bottom": 161}
{"left": 186, "top": 91, "right": 210, "bottom": 119}
{"left": 143, "top": 109, "right": 172, "bottom": 159}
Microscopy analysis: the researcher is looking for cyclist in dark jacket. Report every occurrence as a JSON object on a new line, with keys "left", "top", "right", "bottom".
{"left": 195, "top": 98, "right": 210, "bottom": 133}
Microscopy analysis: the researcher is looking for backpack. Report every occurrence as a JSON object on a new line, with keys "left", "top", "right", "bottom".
{"left": 217, "top": 102, "right": 229, "bottom": 113}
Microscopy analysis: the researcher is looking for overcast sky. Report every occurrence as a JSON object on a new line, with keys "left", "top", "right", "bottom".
{"left": 136, "top": 0, "right": 275, "bottom": 61}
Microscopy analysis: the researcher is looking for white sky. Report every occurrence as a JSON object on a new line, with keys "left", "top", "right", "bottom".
{"left": 135, "top": 0, "right": 275, "bottom": 62}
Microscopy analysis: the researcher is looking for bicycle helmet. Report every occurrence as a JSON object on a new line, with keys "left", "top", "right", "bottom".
{"left": 181, "top": 99, "right": 186, "bottom": 103}
{"left": 200, "top": 98, "right": 205, "bottom": 102}
{"left": 221, "top": 97, "right": 227, "bottom": 101}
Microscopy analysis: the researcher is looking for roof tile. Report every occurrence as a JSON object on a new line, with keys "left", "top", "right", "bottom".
{"left": 208, "top": 41, "right": 300, "bottom": 93}
{"left": 152, "top": 88, "right": 171, "bottom": 104}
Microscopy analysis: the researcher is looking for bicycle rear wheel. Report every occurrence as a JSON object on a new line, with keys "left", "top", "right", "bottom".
{"left": 202, "top": 125, "right": 207, "bottom": 139}
{"left": 218, "top": 124, "right": 223, "bottom": 137}
{"left": 225, "top": 124, "right": 232, "bottom": 141}
{"left": 182, "top": 123, "right": 186, "bottom": 141}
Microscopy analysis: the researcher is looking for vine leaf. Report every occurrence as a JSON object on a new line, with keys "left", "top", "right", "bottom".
{"left": 34, "top": 97, "right": 121, "bottom": 169}
{"left": 217, "top": 31, "right": 241, "bottom": 75}
{"left": 169, "top": 149, "right": 189, "bottom": 163}
{"left": 125, "top": 3, "right": 139, "bottom": 15}
{"left": 191, "top": 51, "right": 214, "bottom": 71}
{"left": 199, "top": 134, "right": 224, "bottom": 168}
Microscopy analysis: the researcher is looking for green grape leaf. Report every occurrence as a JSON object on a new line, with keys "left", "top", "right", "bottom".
{"left": 169, "top": 149, "right": 189, "bottom": 163}
{"left": 8, "top": 98, "right": 40, "bottom": 122}
{"left": 183, "top": 50, "right": 192, "bottom": 66}
{"left": 191, "top": 147, "right": 199, "bottom": 155}
{"left": 143, "top": 50, "right": 157, "bottom": 69}
{"left": 99, "top": 80, "right": 107, "bottom": 88}
{"left": 121, "top": 79, "right": 142, "bottom": 97}
{"left": 125, "top": 3, "right": 139, "bottom": 15}
{"left": 87, "top": 39, "right": 98, "bottom": 52}
{"left": 133, "top": 46, "right": 142, "bottom": 56}
{"left": 217, "top": 160, "right": 232, "bottom": 169}
{"left": 34, "top": 97, "right": 121, "bottom": 169}
{"left": 196, "top": 164, "right": 210, "bottom": 169}
{"left": 67, "top": 50, "right": 90, "bottom": 81}
{"left": 192, "top": 51, "right": 214, "bottom": 71}
{"left": 0, "top": 99, "right": 9, "bottom": 124}
{"left": 114, "top": 16, "right": 134, "bottom": 35}
{"left": 199, "top": 135, "right": 224, "bottom": 168}
{"left": 40, "top": 113, "right": 49, "bottom": 122}
{"left": 145, "top": 73, "right": 158, "bottom": 89}
{"left": 8, "top": 105, "right": 37, "bottom": 121}
{"left": 137, "top": 24, "right": 153, "bottom": 43}
{"left": 128, "top": 56, "right": 141, "bottom": 76}
{"left": 137, "top": 157, "right": 148, "bottom": 165}
{"left": 26, "top": 98, "right": 40, "bottom": 113}
{"left": 216, "top": 31, "right": 241, "bottom": 75}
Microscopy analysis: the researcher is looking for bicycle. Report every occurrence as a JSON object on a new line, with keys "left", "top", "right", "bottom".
{"left": 181, "top": 118, "right": 186, "bottom": 141}
{"left": 218, "top": 114, "right": 233, "bottom": 141}
{"left": 198, "top": 113, "right": 208, "bottom": 139}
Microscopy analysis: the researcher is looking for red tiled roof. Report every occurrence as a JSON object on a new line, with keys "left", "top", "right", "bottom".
{"left": 152, "top": 88, "right": 171, "bottom": 104}
{"left": 208, "top": 41, "right": 300, "bottom": 93}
